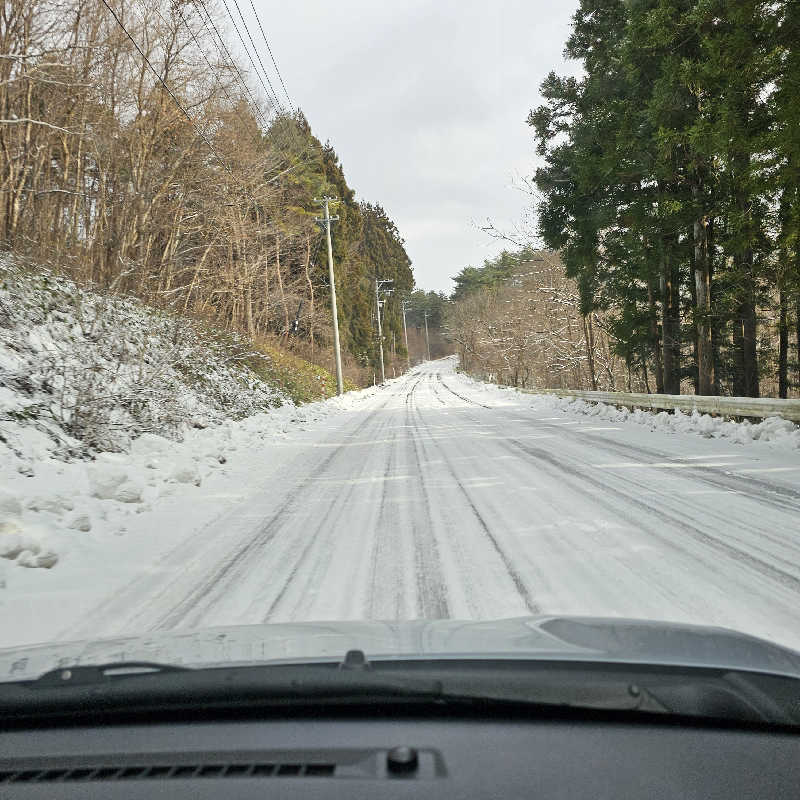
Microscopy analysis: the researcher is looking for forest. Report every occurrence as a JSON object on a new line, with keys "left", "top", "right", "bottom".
{"left": 447, "top": 248, "right": 633, "bottom": 391}
{"left": 523, "top": 0, "right": 799, "bottom": 398}
{"left": 0, "top": 0, "right": 414, "bottom": 384}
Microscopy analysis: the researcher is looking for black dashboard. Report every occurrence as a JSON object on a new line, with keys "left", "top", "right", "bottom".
{"left": 1, "top": 714, "right": 799, "bottom": 799}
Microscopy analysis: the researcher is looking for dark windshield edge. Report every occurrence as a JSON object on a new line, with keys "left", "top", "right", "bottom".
{"left": 1, "top": 658, "right": 799, "bottom": 730}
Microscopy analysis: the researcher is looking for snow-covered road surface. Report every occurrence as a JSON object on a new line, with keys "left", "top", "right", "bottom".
{"left": 7, "top": 358, "right": 800, "bottom": 651}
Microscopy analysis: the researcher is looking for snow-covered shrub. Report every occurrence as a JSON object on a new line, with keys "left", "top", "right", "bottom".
{"left": 0, "top": 256, "right": 288, "bottom": 457}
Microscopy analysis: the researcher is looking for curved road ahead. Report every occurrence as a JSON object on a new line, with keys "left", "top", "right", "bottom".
{"left": 67, "top": 359, "right": 800, "bottom": 650}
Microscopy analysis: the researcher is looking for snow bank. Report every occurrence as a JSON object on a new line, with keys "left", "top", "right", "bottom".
{"left": 0, "top": 256, "right": 303, "bottom": 575}
{"left": 449, "top": 360, "right": 800, "bottom": 452}
{"left": 0, "top": 397, "right": 345, "bottom": 583}
{"left": 524, "top": 395, "right": 800, "bottom": 451}
{"left": 0, "top": 256, "right": 287, "bottom": 457}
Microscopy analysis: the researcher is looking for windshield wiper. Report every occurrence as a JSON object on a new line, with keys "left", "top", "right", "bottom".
{"left": 24, "top": 651, "right": 661, "bottom": 713}
{"left": 2, "top": 654, "right": 797, "bottom": 729}
{"left": 33, "top": 661, "right": 193, "bottom": 687}
{"left": 0, "top": 656, "right": 668, "bottom": 725}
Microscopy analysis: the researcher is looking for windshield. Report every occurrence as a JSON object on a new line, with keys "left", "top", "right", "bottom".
{"left": 1, "top": 0, "right": 799, "bottom": 683}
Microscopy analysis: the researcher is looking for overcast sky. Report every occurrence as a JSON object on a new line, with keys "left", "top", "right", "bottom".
{"left": 248, "top": 0, "right": 581, "bottom": 292}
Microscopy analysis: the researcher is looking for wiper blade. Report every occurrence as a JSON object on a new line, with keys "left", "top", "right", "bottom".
{"left": 2, "top": 660, "right": 665, "bottom": 723}
{"left": 1, "top": 657, "right": 797, "bottom": 729}
{"left": 23, "top": 650, "right": 655, "bottom": 713}
{"left": 33, "top": 661, "right": 192, "bottom": 687}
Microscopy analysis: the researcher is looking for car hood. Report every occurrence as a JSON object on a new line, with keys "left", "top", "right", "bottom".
{"left": 2, "top": 616, "right": 800, "bottom": 683}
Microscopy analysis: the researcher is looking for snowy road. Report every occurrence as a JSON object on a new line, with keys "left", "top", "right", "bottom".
{"left": 57, "top": 359, "right": 800, "bottom": 650}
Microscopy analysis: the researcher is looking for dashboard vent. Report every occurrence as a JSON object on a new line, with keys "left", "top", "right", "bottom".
{"left": 0, "top": 762, "right": 337, "bottom": 783}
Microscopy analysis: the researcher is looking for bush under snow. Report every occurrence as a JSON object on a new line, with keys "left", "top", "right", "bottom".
{"left": 0, "top": 256, "right": 287, "bottom": 457}
{"left": 0, "top": 256, "right": 297, "bottom": 573}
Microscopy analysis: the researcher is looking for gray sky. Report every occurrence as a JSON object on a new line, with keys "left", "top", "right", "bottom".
{"left": 248, "top": 0, "right": 580, "bottom": 292}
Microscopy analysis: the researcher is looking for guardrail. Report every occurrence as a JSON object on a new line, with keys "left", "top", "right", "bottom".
{"left": 520, "top": 388, "right": 800, "bottom": 424}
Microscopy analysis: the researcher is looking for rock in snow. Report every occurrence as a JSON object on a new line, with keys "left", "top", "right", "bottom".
{"left": 169, "top": 462, "right": 201, "bottom": 486}
{"left": 25, "top": 495, "right": 74, "bottom": 514}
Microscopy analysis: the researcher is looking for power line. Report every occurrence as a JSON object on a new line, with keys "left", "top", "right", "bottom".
{"left": 247, "top": 0, "right": 294, "bottom": 113}
{"left": 197, "top": 0, "right": 311, "bottom": 162}
{"left": 220, "top": 0, "right": 280, "bottom": 111}
{"left": 99, "top": 0, "right": 233, "bottom": 181}
{"left": 230, "top": 0, "right": 284, "bottom": 113}
{"left": 192, "top": 0, "right": 301, "bottom": 164}
{"left": 101, "top": 0, "right": 273, "bottom": 213}
{"left": 108, "top": 0, "right": 324, "bottom": 220}
{"left": 193, "top": 0, "right": 276, "bottom": 130}
{"left": 174, "top": 0, "right": 295, "bottom": 166}
{"left": 225, "top": 0, "right": 314, "bottom": 159}
{"left": 172, "top": 0, "right": 270, "bottom": 134}
{"left": 171, "top": 3, "right": 311, "bottom": 188}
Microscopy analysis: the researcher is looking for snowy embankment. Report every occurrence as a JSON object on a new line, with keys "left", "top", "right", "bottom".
{"left": 0, "top": 257, "right": 353, "bottom": 583}
{"left": 465, "top": 372, "right": 800, "bottom": 452}
{"left": 538, "top": 395, "right": 800, "bottom": 450}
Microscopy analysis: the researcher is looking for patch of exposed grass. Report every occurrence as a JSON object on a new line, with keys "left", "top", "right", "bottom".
{"left": 246, "top": 340, "right": 358, "bottom": 404}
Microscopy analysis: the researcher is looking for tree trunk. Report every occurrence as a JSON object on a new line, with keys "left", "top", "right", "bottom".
{"left": 733, "top": 309, "right": 745, "bottom": 394}
{"left": 796, "top": 294, "right": 800, "bottom": 393}
{"left": 582, "top": 313, "right": 597, "bottom": 390}
{"left": 640, "top": 346, "right": 651, "bottom": 393}
{"left": 660, "top": 239, "right": 681, "bottom": 394}
{"left": 688, "top": 237, "right": 700, "bottom": 394}
{"left": 304, "top": 233, "right": 315, "bottom": 351}
{"left": 778, "top": 286, "right": 788, "bottom": 398}
{"left": 730, "top": 128, "right": 759, "bottom": 398}
{"left": 731, "top": 222, "right": 759, "bottom": 396}
{"left": 693, "top": 182, "right": 714, "bottom": 395}
{"left": 275, "top": 234, "right": 290, "bottom": 340}
{"left": 741, "top": 298, "right": 759, "bottom": 397}
{"left": 647, "top": 278, "right": 664, "bottom": 393}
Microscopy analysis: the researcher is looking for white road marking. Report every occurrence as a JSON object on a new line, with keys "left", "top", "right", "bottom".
{"left": 579, "top": 427, "right": 621, "bottom": 432}
{"left": 593, "top": 462, "right": 737, "bottom": 469}
{"left": 735, "top": 467, "right": 800, "bottom": 474}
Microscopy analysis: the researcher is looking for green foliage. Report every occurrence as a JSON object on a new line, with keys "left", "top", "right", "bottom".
{"left": 451, "top": 247, "right": 542, "bottom": 301}
{"left": 529, "top": 0, "right": 800, "bottom": 397}
{"left": 247, "top": 343, "right": 358, "bottom": 404}
{"left": 262, "top": 114, "right": 415, "bottom": 377}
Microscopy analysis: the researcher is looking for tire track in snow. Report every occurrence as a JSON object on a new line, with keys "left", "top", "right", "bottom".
{"left": 435, "top": 377, "right": 800, "bottom": 590}
{"left": 436, "top": 374, "right": 492, "bottom": 409}
{"left": 403, "top": 373, "right": 450, "bottom": 617}
{"left": 425, "top": 373, "right": 540, "bottom": 614}
{"left": 494, "top": 403, "right": 800, "bottom": 513}
{"left": 260, "top": 392, "right": 402, "bottom": 622}
{"left": 502, "top": 435, "right": 800, "bottom": 597}
{"left": 365, "top": 377, "right": 421, "bottom": 617}
{"left": 481, "top": 406, "right": 800, "bottom": 572}
{"left": 569, "top": 427, "right": 800, "bottom": 512}
{"left": 123, "top": 389, "right": 400, "bottom": 632}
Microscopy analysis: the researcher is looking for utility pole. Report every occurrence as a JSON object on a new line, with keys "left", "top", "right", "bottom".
{"left": 314, "top": 197, "right": 343, "bottom": 395}
{"left": 374, "top": 277, "right": 385, "bottom": 384}
{"left": 401, "top": 299, "right": 411, "bottom": 369}
{"left": 423, "top": 310, "right": 431, "bottom": 361}
{"left": 374, "top": 277, "right": 393, "bottom": 384}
